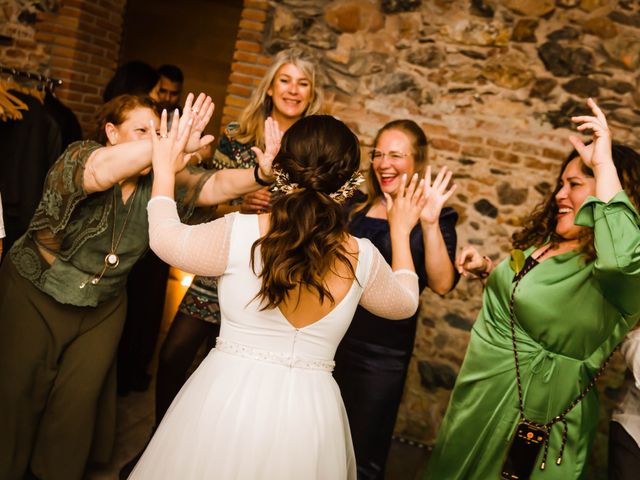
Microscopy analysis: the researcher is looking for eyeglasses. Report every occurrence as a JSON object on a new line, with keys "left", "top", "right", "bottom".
{"left": 368, "top": 149, "right": 410, "bottom": 164}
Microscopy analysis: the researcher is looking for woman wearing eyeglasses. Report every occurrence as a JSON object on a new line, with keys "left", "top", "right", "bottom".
{"left": 333, "top": 119, "right": 459, "bottom": 479}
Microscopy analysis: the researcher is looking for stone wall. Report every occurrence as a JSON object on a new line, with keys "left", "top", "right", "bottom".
{"left": 1, "top": 0, "right": 127, "bottom": 134}
{"left": 222, "top": 0, "right": 639, "bottom": 476}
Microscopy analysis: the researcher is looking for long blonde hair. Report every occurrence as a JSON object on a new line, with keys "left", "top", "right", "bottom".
{"left": 235, "top": 48, "right": 323, "bottom": 147}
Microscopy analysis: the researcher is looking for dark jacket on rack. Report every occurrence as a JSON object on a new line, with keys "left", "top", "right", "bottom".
{"left": 0, "top": 90, "right": 62, "bottom": 254}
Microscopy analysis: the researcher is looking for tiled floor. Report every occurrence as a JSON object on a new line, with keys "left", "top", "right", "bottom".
{"left": 84, "top": 271, "right": 431, "bottom": 479}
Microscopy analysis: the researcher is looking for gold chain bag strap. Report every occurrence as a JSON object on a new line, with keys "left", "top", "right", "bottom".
{"left": 501, "top": 245, "right": 616, "bottom": 480}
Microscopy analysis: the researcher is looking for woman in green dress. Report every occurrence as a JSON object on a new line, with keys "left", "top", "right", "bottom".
{"left": 424, "top": 98, "right": 640, "bottom": 480}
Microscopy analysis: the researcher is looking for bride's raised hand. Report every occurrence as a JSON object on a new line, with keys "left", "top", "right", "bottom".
{"left": 150, "top": 108, "right": 191, "bottom": 175}
{"left": 569, "top": 98, "right": 612, "bottom": 171}
{"left": 420, "top": 165, "right": 457, "bottom": 225}
{"left": 251, "top": 117, "right": 282, "bottom": 181}
{"left": 385, "top": 173, "right": 427, "bottom": 237}
{"left": 180, "top": 93, "right": 215, "bottom": 153}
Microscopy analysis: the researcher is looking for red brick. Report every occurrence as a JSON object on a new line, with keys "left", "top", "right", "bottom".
{"left": 244, "top": 0, "right": 269, "bottom": 9}
{"left": 512, "top": 141, "right": 543, "bottom": 156}
{"left": 493, "top": 150, "right": 520, "bottom": 163}
{"left": 237, "top": 29, "right": 264, "bottom": 43}
{"left": 457, "top": 135, "right": 484, "bottom": 145}
{"left": 229, "top": 72, "right": 259, "bottom": 86}
{"left": 256, "top": 55, "right": 273, "bottom": 66}
{"left": 231, "top": 62, "right": 268, "bottom": 77}
{"left": 60, "top": 91, "right": 84, "bottom": 102}
{"left": 524, "top": 157, "right": 555, "bottom": 171}
{"left": 236, "top": 40, "right": 262, "bottom": 53}
{"left": 239, "top": 19, "right": 265, "bottom": 32}
{"left": 34, "top": 32, "right": 56, "bottom": 43}
{"left": 461, "top": 145, "right": 491, "bottom": 158}
{"left": 75, "top": 62, "right": 102, "bottom": 75}
{"left": 542, "top": 147, "right": 567, "bottom": 161}
{"left": 54, "top": 15, "right": 81, "bottom": 28}
{"left": 15, "top": 39, "right": 37, "bottom": 49}
{"left": 94, "top": 18, "right": 119, "bottom": 32}
{"left": 50, "top": 36, "right": 78, "bottom": 48}
{"left": 82, "top": 94, "right": 104, "bottom": 105}
{"left": 36, "top": 23, "right": 77, "bottom": 37}
{"left": 227, "top": 84, "right": 253, "bottom": 97}
{"left": 421, "top": 122, "right": 450, "bottom": 137}
{"left": 233, "top": 50, "right": 258, "bottom": 63}
{"left": 68, "top": 82, "right": 99, "bottom": 94}
{"left": 66, "top": 99, "right": 97, "bottom": 111}
{"left": 487, "top": 138, "right": 510, "bottom": 149}
{"left": 3, "top": 49, "right": 26, "bottom": 59}
{"left": 88, "top": 54, "right": 117, "bottom": 69}
{"left": 82, "top": 2, "right": 109, "bottom": 18}
{"left": 50, "top": 46, "right": 76, "bottom": 58}
{"left": 242, "top": 8, "right": 268, "bottom": 22}
{"left": 48, "top": 57, "right": 75, "bottom": 70}
{"left": 430, "top": 137, "right": 460, "bottom": 153}
{"left": 60, "top": 0, "right": 84, "bottom": 8}
{"left": 226, "top": 95, "right": 250, "bottom": 108}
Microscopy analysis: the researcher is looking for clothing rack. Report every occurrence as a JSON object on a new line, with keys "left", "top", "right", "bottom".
{"left": 0, "top": 65, "right": 63, "bottom": 89}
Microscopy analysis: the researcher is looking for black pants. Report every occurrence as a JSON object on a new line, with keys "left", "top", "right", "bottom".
{"left": 155, "top": 311, "right": 220, "bottom": 425}
{"left": 333, "top": 337, "right": 411, "bottom": 480}
{"left": 609, "top": 421, "right": 640, "bottom": 480}
{"left": 117, "top": 251, "right": 170, "bottom": 394}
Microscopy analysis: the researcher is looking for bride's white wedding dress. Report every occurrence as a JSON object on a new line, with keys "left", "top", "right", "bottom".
{"left": 130, "top": 197, "right": 419, "bottom": 479}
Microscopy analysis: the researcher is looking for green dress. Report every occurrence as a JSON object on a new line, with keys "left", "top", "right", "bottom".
{"left": 424, "top": 191, "right": 640, "bottom": 480}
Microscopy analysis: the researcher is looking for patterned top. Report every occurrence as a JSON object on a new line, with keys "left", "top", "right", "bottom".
{"left": 210, "top": 122, "right": 257, "bottom": 170}
{"left": 9, "top": 140, "right": 211, "bottom": 307}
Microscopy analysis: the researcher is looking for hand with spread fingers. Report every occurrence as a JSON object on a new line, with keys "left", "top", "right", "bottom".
{"left": 251, "top": 117, "right": 282, "bottom": 183}
{"left": 385, "top": 173, "right": 428, "bottom": 237}
{"left": 569, "top": 97, "right": 613, "bottom": 171}
{"left": 150, "top": 108, "right": 192, "bottom": 176}
{"left": 179, "top": 92, "right": 215, "bottom": 154}
{"left": 420, "top": 165, "right": 457, "bottom": 225}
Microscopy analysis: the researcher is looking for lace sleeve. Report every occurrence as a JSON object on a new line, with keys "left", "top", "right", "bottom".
{"left": 147, "top": 196, "right": 233, "bottom": 276}
{"left": 359, "top": 246, "right": 420, "bottom": 320}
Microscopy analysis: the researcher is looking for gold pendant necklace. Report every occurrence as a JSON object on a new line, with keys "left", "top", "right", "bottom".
{"left": 80, "top": 183, "right": 139, "bottom": 288}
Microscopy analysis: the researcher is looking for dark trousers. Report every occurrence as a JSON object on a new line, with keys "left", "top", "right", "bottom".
{"left": 155, "top": 311, "right": 220, "bottom": 425}
{"left": 333, "top": 337, "right": 411, "bottom": 480}
{"left": 609, "top": 420, "right": 640, "bottom": 480}
{"left": 117, "top": 251, "right": 169, "bottom": 394}
{"left": 0, "top": 257, "right": 126, "bottom": 480}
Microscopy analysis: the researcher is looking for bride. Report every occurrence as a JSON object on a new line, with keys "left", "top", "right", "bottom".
{"left": 130, "top": 111, "right": 432, "bottom": 479}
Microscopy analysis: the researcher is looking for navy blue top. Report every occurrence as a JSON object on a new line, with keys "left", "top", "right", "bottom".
{"left": 345, "top": 191, "right": 459, "bottom": 351}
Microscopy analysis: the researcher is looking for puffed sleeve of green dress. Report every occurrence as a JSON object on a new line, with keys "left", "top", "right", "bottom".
{"left": 575, "top": 190, "right": 640, "bottom": 322}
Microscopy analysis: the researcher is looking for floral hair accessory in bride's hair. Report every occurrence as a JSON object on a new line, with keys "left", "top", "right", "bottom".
{"left": 328, "top": 171, "right": 365, "bottom": 203}
{"left": 271, "top": 168, "right": 300, "bottom": 195}
{"left": 271, "top": 168, "right": 364, "bottom": 204}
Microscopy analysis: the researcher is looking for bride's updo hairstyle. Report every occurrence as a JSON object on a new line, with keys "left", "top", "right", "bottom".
{"left": 251, "top": 115, "right": 361, "bottom": 309}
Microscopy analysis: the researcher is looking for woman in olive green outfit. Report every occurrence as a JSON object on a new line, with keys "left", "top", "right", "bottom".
{"left": 0, "top": 93, "right": 274, "bottom": 480}
{"left": 425, "top": 99, "right": 640, "bottom": 480}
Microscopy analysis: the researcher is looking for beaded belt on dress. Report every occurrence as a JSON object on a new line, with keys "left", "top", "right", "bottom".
{"left": 215, "top": 337, "right": 335, "bottom": 372}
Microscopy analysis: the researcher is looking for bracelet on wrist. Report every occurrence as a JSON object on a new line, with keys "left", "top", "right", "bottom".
{"left": 254, "top": 164, "right": 272, "bottom": 187}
